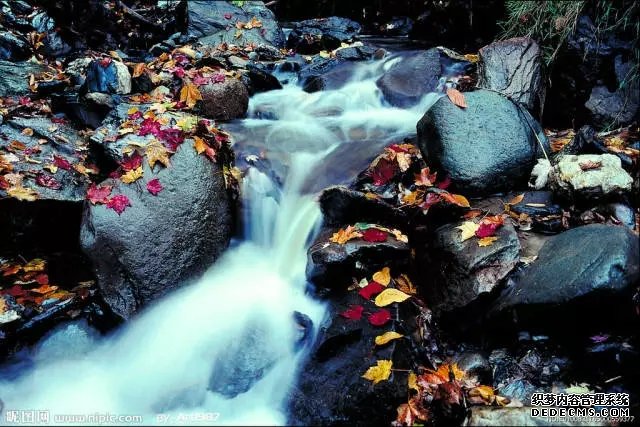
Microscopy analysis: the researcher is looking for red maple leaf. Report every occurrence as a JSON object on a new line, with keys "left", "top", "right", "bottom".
{"left": 53, "top": 155, "right": 72, "bottom": 170}
{"left": 35, "top": 173, "right": 61, "bottom": 189}
{"left": 121, "top": 152, "right": 143, "bottom": 171}
{"left": 358, "top": 281, "right": 385, "bottom": 299}
{"left": 35, "top": 274, "right": 49, "bottom": 285}
{"left": 362, "top": 228, "right": 388, "bottom": 243}
{"left": 146, "top": 178, "right": 163, "bottom": 196}
{"left": 212, "top": 73, "right": 226, "bottom": 83}
{"left": 340, "top": 305, "right": 364, "bottom": 320}
{"left": 371, "top": 158, "right": 397, "bottom": 186}
{"left": 157, "top": 128, "right": 184, "bottom": 151}
{"left": 106, "top": 194, "right": 131, "bottom": 215}
{"left": 138, "top": 118, "right": 162, "bottom": 137}
{"left": 475, "top": 222, "right": 500, "bottom": 238}
{"left": 172, "top": 67, "right": 185, "bottom": 78}
{"left": 192, "top": 74, "right": 211, "bottom": 86}
{"left": 87, "top": 183, "right": 112, "bottom": 205}
{"left": 128, "top": 110, "right": 143, "bottom": 120}
{"left": 2, "top": 285, "right": 26, "bottom": 297}
{"left": 368, "top": 309, "right": 392, "bottom": 326}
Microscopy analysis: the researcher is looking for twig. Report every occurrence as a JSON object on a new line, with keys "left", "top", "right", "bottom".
{"left": 115, "top": 0, "right": 164, "bottom": 30}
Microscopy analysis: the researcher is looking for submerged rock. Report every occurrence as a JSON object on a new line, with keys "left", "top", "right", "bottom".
{"left": 489, "top": 224, "right": 640, "bottom": 333}
{"left": 477, "top": 37, "right": 544, "bottom": 114}
{"left": 80, "top": 143, "right": 232, "bottom": 319}
{"left": 417, "top": 89, "right": 549, "bottom": 195}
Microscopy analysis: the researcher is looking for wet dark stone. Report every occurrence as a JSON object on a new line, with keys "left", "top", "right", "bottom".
{"left": 287, "top": 17, "right": 361, "bottom": 54}
{"left": 0, "top": 31, "right": 30, "bottom": 61}
{"left": 417, "top": 89, "right": 549, "bottom": 196}
{"left": 199, "top": 78, "right": 249, "bottom": 121}
{"left": 489, "top": 224, "right": 640, "bottom": 334}
{"left": 0, "top": 60, "right": 46, "bottom": 97}
{"left": 509, "top": 191, "right": 565, "bottom": 234}
{"left": 319, "top": 186, "right": 407, "bottom": 228}
{"left": 245, "top": 64, "right": 282, "bottom": 95}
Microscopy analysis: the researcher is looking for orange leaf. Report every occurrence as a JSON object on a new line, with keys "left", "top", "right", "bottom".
{"left": 446, "top": 88, "right": 467, "bottom": 108}
{"left": 132, "top": 63, "right": 146, "bottom": 78}
{"left": 179, "top": 81, "right": 203, "bottom": 109}
{"left": 441, "top": 192, "right": 470, "bottom": 208}
{"left": 329, "top": 225, "right": 362, "bottom": 245}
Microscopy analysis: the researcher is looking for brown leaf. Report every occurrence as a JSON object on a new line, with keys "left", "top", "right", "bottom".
{"left": 579, "top": 160, "right": 602, "bottom": 170}
{"left": 446, "top": 88, "right": 467, "bottom": 108}
{"left": 179, "top": 81, "right": 203, "bottom": 109}
{"left": 145, "top": 140, "right": 171, "bottom": 168}
{"left": 21, "top": 127, "right": 34, "bottom": 136}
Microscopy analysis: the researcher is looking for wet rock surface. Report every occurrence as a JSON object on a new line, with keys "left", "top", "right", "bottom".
{"left": 287, "top": 16, "right": 361, "bottom": 54}
{"left": 199, "top": 78, "right": 249, "bottom": 121}
{"left": 80, "top": 142, "right": 232, "bottom": 320}
{"left": 417, "top": 89, "right": 549, "bottom": 195}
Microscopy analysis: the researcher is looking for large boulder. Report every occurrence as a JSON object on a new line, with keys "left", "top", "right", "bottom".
{"left": 80, "top": 142, "right": 232, "bottom": 319}
{"left": 489, "top": 224, "right": 640, "bottom": 333}
{"left": 477, "top": 37, "right": 544, "bottom": 114}
{"left": 184, "top": 1, "right": 284, "bottom": 48}
{"left": 417, "top": 89, "right": 549, "bottom": 195}
{"left": 421, "top": 220, "right": 521, "bottom": 314}
{"left": 287, "top": 17, "right": 361, "bottom": 54}
{"left": 198, "top": 77, "right": 249, "bottom": 120}
{"left": 376, "top": 48, "right": 444, "bottom": 108}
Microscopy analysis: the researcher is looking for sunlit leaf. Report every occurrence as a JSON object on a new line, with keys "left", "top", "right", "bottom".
{"left": 375, "top": 331, "right": 404, "bottom": 345}
{"left": 372, "top": 267, "right": 391, "bottom": 286}
{"left": 362, "top": 359, "right": 392, "bottom": 384}
{"left": 375, "top": 288, "right": 411, "bottom": 307}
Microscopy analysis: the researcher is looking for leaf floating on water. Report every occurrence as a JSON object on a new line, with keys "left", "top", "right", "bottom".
{"left": 362, "top": 359, "right": 393, "bottom": 384}
{"left": 368, "top": 308, "right": 392, "bottom": 326}
{"left": 446, "top": 88, "right": 467, "bottom": 108}
{"left": 375, "top": 331, "right": 404, "bottom": 346}
{"left": 375, "top": 288, "right": 411, "bottom": 307}
{"left": 372, "top": 267, "right": 391, "bottom": 286}
{"left": 340, "top": 304, "right": 364, "bottom": 320}
{"left": 457, "top": 221, "right": 480, "bottom": 242}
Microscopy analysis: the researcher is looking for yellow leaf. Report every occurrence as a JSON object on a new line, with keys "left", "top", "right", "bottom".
{"left": 176, "top": 115, "right": 198, "bottom": 132}
{"left": 131, "top": 63, "right": 146, "bottom": 78}
{"left": 395, "top": 274, "right": 417, "bottom": 295}
{"left": 43, "top": 164, "right": 58, "bottom": 174}
{"left": 7, "top": 185, "right": 38, "bottom": 201}
{"left": 477, "top": 236, "right": 498, "bottom": 247}
{"left": 433, "top": 363, "right": 465, "bottom": 381}
{"left": 146, "top": 140, "right": 171, "bottom": 168}
{"left": 456, "top": 221, "right": 479, "bottom": 242}
{"left": 176, "top": 45, "right": 197, "bottom": 59}
{"left": 362, "top": 359, "right": 393, "bottom": 384}
{"left": 375, "top": 288, "right": 411, "bottom": 307}
{"left": 408, "top": 372, "right": 419, "bottom": 392}
{"left": 372, "top": 267, "right": 391, "bottom": 286}
{"left": 121, "top": 166, "right": 143, "bottom": 184}
{"left": 21, "top": 127, "right": 34, "bottom": 136}
{"left": 23, "top": 258, "right": 46, "bottom": 272}
{"left": 179, "top": 81, "right": 203, "bottom": 109}
{"left": 402, "top": 190, "right": 421, "bottom": 205}
{"left": 193, "top": 136, "right": 208, "bottom": 155}
{"left": 375, "top": 331, "right": 404, "bottom": 345}
{"left": 396, "top": 152, "right": 411, "bottom": 172}
{"left": 468, "top": 385, "right": 496, "bottom": 405}
{"left": 329, "top": 225, "right": 362, "bottom": 245}
{"left": 507, "top": 193, "right": 524, "bottom": 206}
{"left": 391, "top": 228, "right": 408, "bottom": 243}
{"left": 446, "top": 88, "right": 468, "bottom": 108}
{"left": 441, "top": 192, "right": 470, "bottom": 208}
{"left": 319, "top": 50, "right": 330, "bottom": 59}
{"left": 463, "top": 53, "right": 479, "bottom": 62}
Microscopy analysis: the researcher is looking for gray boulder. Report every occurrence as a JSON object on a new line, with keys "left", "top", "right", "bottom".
{"left": 417, "top": 89, "right": 549, "bottom": 195}
{"left": 0, "top": 31, "right": 30, "bottom": 61}
{"left": 478, "top": 37, "right": 544, "bottom": 114}
{"left": 186, "top": 1, "right": 284, "bottom": 48}
{"left": 423, "top": 220, "right": 521, "bottom": 314}
{"left": 490, "top": 224, "right": 640, "bottom": 331}
{"left": 376, "top": 48, "right": 443, "bottom": 108}
{"left": 286, "top": 16, "right": 361, "bottom": 54}
{"left": 199, "top": 77, "right": 249, "bottom": 120}
{"left": 0, "top": 60, "right": 45, "bottom": 97}
{"left": 80, "top": 143, "right": 232, "bottom": 319}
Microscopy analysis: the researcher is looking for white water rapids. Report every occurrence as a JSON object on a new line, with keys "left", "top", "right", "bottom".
{"left": 0, "top": 52, "right": 444, "bottom": 425}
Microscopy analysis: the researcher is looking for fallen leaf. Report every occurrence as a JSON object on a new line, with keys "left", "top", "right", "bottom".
{"left": 372, "top": 267, "right": 391, "bottom": 286}
{"left": 477, "top": 236, "right": 498, "bottom": 247}
{"left": 121, "top": 152, "right": 143, "bottom": 171}
{"left": 7, "top": 185, "right": 38, "bottom": 201}
{"left": 23, "top": 258, "right": 46, "bottom": 272}
{"left": 456, "top": 221, "right": 480, "bottom": 242}
{"left": 362, "top": 228, "right": 387, "bottom": 243}
{"left": 375, "top": 331, "right": 404, "bottom": 345}
{"left": 415, "top": 167, "right": 437, "bottom": 187}
{"left": 433, "top": 363, "right": 465, "bottom": 381}
{"left": 35, "top": 174, "right": 61, "bottom": 189}
{"left": 120, "top": 166, "right": 143, "bottom": 184}
{"left": 106, "top": 194, "right": 131, "bottom": 215}
{"left": 475, "top": 215, "right": 505, "bottom": 238}
{"left": 179, "top": 81, "right": 203, "bottom": 109}
{"left": 507, "top": 193, "right": 525, "bottom": 206}
{"left": 579, "top": 160, "right": 602, "bottom": 170}
{"left": 395, "top": 274, "right": 417, "bottom": 295}
{"left": 359, "top": 281, "right": 385, "bottom": 299}
{"left": 369, "top": 309, "right": 392, "bottom": 326}
{"left": 87, "top": 183, "right": 112, "bottom": 205}
{"left": 370, "top": 158, "right": 397, "bottom": 186}
{"left": 30, "top": 284, "right": 58, "bottom": 294}
{"left": 146, "top": 178, "right": 163, "bottom": 196}
{"left": 446, "top": 88, "right": 467, "bottom": 108}
{"left": 52, "top": 155, "right": 72, "bottom": 170}
{"left": 21, "top": 127, "right": 34, "bottom": 136}
{"left": 340, "top": 304, "right": 364, "bottom": 320}
{"left": 408, "top": 372, "right": 419, "bottom": 392}
{"left": 375, "top": 288, "right": 411, "bottom": 306}
{"left": 146, "top": 140, "right": 171, "bottom": 168}
{"left": 132, "top": 63, "right": 146, "bottom": 78}
{"left": 362, "top": 359, "right": 393, "bottom": 384}
{"left": 329, "top": 225, "right": 362, "bottom": 244}
{"left": 441, "top": 192, "right": 470, "bottom": 208}
{"left": 468, "top": 385, "right": 497, "bottom": 405}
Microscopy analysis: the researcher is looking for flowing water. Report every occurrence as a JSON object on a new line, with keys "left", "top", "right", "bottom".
{"left": 0, "top": 51, "right": 448, "bottom": 425}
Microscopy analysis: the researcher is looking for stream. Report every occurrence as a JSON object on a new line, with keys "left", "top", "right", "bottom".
{"left": 0, "top": 48, "right": 446, "bottom": 425}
